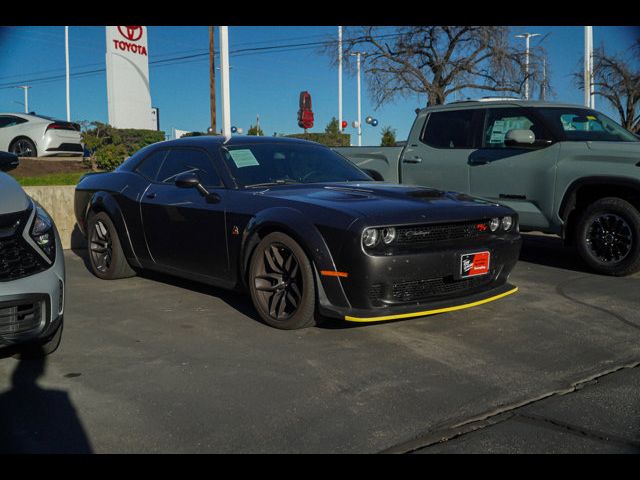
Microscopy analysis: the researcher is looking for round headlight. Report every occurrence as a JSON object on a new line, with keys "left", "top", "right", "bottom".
{"left": 362, "top": 228, "right": 380, "bottom": 248}
{"left": 382, "top": 227, "right": 396, "bottom": 244}
{"left": 489, "top": 217, "right": 500, "bottom": 232}
{"left": 501, "top": 216, "right": 513, "bottom": 231}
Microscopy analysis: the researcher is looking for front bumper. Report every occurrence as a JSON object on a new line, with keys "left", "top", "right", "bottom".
{"left": 0, "top": 225, "right": 65, "bottom": 347}
{"left": 317, "top": 231, "right": 521, "bottom": 323}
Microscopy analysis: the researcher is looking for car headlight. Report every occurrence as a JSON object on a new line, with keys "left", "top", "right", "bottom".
{"left": 362, "top": 228, "right": 380, "bottom": 248}
{"left": 489, "top": 217, "right": 500, "bottom": 232}
{"left": 30, "top": 204, "right": 56, "bottom": 261}
{"left": 382, "top": 227, "right": 396, "bottom": 245}
{"left": 501, "top": 216, "right": 513, "bottom": 231}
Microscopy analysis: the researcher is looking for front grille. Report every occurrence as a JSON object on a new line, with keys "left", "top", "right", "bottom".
{"left": 396, "top": 220, "right": 491, "bottom": 246}
{"left": 0, "top": 301, "right": 43, "bottom": 335}
{"left": 391, "top": 274, "right": 492, "bottom": 302}
{"left": 0, "top": 235, "right": 49, "bottom": 282}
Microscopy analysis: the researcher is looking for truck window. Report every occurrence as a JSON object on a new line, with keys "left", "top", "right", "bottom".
{"left": 420, "top": 110, "right": 478, "bottom": 149}
{"left": 536, "top": 107, "right": 638, "bottom": 142}
{"left": 483, "top": 108, "right": 552, "bottom": 148}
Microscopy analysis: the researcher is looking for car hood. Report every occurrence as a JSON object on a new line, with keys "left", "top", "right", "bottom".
{"left": 254, "top": 182, "right": 513, "bottom": 225}
{"left": 0, "top": 173, "right": 29, "bottom": 215}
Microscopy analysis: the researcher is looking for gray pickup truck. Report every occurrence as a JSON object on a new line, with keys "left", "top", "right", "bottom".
{"left": 336, "top": 99, "right": 640, "bottom": 276}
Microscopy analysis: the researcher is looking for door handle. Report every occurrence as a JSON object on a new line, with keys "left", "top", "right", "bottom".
{"left": 146, "top": 192, "right": 157, "bottom": 199}
{"left": 402, "top": 156, "right": 423, "bottom": 164}
{"left": 469, "top": 157, "right": 489, "bottom": 166}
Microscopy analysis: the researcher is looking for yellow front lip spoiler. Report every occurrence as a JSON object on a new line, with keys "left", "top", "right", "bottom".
{"left": 344, "top": 287, "right": 518, "bottom": 323}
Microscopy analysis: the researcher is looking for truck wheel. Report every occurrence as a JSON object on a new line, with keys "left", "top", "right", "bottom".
{"left": 87, "top": 212, "right": 136, "bottom": 280}
{"left": 249, "top": 232, "right": 320, "bottom": 329}
{"left": 575, "top": 197, "right": 640, "bottom": 276}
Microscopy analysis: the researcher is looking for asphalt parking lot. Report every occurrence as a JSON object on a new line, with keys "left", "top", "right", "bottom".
{"left": 1, "top": 233, "right": 639, "bottom": 453}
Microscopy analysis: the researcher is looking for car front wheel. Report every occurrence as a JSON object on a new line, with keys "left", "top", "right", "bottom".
{"left": 248, "top": 232, "right": 319, "bottom": 329}
{"left": 575, "top": 197, "right": 640, "bottom": 276}
{"left": 87, "top": 212, "right": 136, "bottom": 280}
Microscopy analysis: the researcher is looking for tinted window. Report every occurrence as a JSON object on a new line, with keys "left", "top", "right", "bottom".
{"left": 536, "top": 107, "right": 638, "bottom": 142}
{"left": 483, "top": 107, "right": 552, "bottom": 148}
{"left": 221, "top": 143, "right": 372, "bottom": 187}
{"left": 421, "top": 110, "right": 478, "bottom": 149}
{"left": 156, "top": 148, "right": 221, "bottom": 186}
{"left": 135, "top": 149, "right": 168, "bottom": 180}
{"left": 0, "top": 116, "right": 27, "bottom": 128}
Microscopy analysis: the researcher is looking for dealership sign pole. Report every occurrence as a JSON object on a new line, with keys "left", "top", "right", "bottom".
{"left": 219, "top": 26, "right": 231, "bottom": 138}
{"left": 338, "top": 26, "right": 343, "bottom": 132}
{"left": 584, "top": 26, "right": 595, "bottom": 109}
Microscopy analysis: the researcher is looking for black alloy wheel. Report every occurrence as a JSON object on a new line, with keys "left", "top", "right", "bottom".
{"left": 10, "top": 138, "right": 37, "bottom": 158}
{"left": 249, "top": 232, "right": 318, "bottom": 329}
{"left": 576, "top": 197, "right": 640, "bottom": 276}
{"left": 585, "top": 213, "right": 633, "bottom": 264}
{"left": 87, "top": 212, "right": 136, "bottom": 280}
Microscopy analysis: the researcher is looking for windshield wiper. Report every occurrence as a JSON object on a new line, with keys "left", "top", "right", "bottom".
{"left": 245, "top": 179, "right": 301, "bottom": 188}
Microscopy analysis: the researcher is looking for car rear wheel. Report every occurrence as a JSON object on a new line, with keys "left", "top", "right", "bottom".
{"left": 10, "top": 137, "right": 37, "bottom": 158}
{"left": 87, "top": 212, "right": 136, "bottom": 280}
{"left": 575, "top": 197, "right": 640, "bottom": 276}
{"left": 249, "top": 232, "right": 319, "bottom": 329}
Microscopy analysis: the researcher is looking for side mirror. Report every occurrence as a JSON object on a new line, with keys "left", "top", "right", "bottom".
{"left": 0, "top": 151, "right": 19, "bottom": 172}
{"left": 504, "top": 129, "right": 535, "bottom": 146}
{"left": 174, "top": 171, "right": 220, "bottom": 203}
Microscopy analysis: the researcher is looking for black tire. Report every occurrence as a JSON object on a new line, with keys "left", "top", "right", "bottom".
{"left": 10, "top": 137, "right": 37, "bottom": 158}
{"left": 87, "top": 211, "right": 136, "bottom": 280}
{"left": 248, "top": 232, "right": 320, "bottom": 329}
{"left": 575, "top": 197, "right": 640, "bottom": 276}
{"left": 15, "top": 319, "right": 63, "bottom": 359}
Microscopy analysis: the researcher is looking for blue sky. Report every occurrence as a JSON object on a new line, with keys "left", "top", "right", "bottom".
{"left": 0, "top": 26, "right": 638, "bottom": 145}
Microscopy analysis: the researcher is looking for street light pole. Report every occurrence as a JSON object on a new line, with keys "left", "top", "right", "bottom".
{"left": 219, "top": 26, "right": 231, "bottom": 139}
{"left": 209, "top": 26, "right": 217, "bottom": 134}
{"left": 351, "top": 52, "right": 363, "bottom": 147}
{"left": 17, "top": 86, "right": 30, "bottom": 113}
{"left": 338, "top": 26, "right": 343, "bottom": 132}
{"left": 515, "top": 32, "right": 540, "bottom": 100}
{"left": 584, "top": 26, "right": 595, "bottom": 109}
{"left": 65, "top": 26, "right": 71, "bottom": 121}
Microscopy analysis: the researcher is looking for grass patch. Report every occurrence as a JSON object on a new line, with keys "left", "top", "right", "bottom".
{"left": 14, "top": 172, "right": 88, "bottom": 186}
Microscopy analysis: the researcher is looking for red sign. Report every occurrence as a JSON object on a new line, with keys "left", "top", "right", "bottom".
{"left": 118, "top": 26, "right": 143, "bottom": 42}
{"left": 297, "top": 91, "right": 314, "bottom": 130}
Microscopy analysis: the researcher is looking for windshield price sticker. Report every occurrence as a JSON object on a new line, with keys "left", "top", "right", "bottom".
{"left": 229, "top": 149, "right": 260, "bottom": 168}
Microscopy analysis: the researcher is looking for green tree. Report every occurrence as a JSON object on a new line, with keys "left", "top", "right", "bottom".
{"left": 325, "top": 117, "right": 340, "bottom": 135}
{"left": 248, "top": 124, "right": 264, "bottom": 136}
{"left": 380, "top": 126, "right": 397, "bottom": 146}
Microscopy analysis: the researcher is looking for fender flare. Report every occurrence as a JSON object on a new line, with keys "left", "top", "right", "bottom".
{"left": 85, "top": 191, "right": 142, "bottom": 268}
{"left": 239, "top": 207, "right": 351, "bottom": 309}
{"left": 559, "top": 176, "right": 640, "bottom": 221}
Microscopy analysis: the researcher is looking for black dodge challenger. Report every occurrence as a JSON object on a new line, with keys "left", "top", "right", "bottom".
{"left": 74, "top": 136, "right": 521, "bottom": 329}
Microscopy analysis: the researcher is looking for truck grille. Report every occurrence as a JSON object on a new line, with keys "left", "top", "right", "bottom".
{"left": 0, "top": 300, "right": 43, "bottom": 335}
{"left": 396, "top": 220, "right": 491, "bottom": 245}
{"left": 0, "top": 236, "right": 49, "bottom": 282}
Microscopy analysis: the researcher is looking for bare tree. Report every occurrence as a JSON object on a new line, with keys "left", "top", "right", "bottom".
{"left": 325, "top": 26, "right": 548, "bottom": 108}
{"left": 576, "top": 45, "right": 640, "bottom": 133}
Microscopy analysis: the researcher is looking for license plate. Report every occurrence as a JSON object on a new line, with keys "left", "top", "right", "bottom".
{"left": 460, "top": 251, "right": 490, "bottom": 278}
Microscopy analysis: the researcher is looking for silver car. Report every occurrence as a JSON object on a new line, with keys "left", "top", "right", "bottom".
{"left": 0, "top": 113, "right": 83, "bottom": 157}
{"left": 0, "top": 152, "right": 65, "bottom": 356}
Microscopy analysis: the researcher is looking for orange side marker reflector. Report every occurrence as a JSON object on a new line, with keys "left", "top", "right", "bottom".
{"left": 320, "top": 270, "right": 349, "bottom": 278}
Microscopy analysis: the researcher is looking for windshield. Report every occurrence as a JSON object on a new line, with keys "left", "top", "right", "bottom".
{"left": 536, "top": 107, "right": 638, "bottom": 142}
{"left": 221, "top": 142, "right": 372, "bottom": 187}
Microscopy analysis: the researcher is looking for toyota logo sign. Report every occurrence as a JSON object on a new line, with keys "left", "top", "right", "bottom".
{"left": 118, "top": 26, "right": 143, "bottom": 42}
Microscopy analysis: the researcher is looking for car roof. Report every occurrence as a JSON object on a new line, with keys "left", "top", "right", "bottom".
{"left": 419, "top": 99, "right": 595, "bottom": 113}
{"left": 160, "top": 135, "right": 323, "bottom": 148}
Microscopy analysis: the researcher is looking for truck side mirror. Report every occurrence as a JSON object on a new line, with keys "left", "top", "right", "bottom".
{"left": 0, "top": 151, "right": 19, "bottom": 172}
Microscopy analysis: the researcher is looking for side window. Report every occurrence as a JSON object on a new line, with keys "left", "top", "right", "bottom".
{"left": 483, "top": 108, "right": 552, "bottom": 148}
{"left": 157, "top": 148, "right": 221, "bottom": 187}
{"left": 0, "top": 116, "right": 23, "bottom": 128}
{"left": 135, "top": 149, "right": 168, "bottom": 180}
{"left": 420, "top": 110, "right": 478, "bottom": 149}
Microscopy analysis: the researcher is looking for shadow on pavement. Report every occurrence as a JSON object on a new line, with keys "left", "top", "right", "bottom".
{"left": 518, "top": 233, "right": 591, "bottom": 274}
{"left": 0, "top": 351, "right": 93, "bottom": 453}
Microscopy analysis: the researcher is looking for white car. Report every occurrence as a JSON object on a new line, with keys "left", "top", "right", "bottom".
{"left": 0, "top": 113, "right": 83, "bottom": 157}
